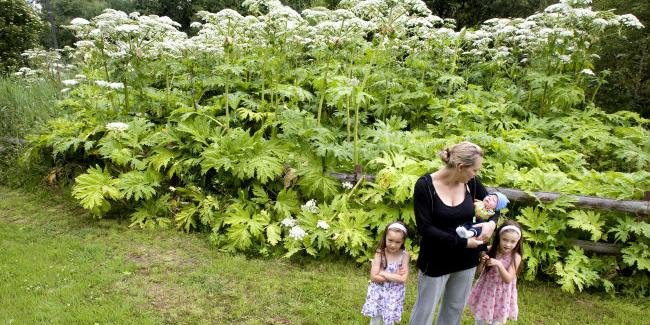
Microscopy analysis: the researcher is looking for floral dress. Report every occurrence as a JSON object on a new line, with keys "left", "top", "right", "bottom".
{"left": 361, "top": 250, "right": 406, "bottom": 325}
{"left": 467, "top": 253, "right": 519, "bottom": 324}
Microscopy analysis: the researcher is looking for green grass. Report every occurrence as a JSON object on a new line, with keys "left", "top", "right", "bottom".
{"left": 0, "top": 76, "right": 64, "bottom": 189}
{"left": 1, "top": 187, "right": 649, "bottom": 324}
{"left": 0, "top": 76, "right": 61, "bottom": 138}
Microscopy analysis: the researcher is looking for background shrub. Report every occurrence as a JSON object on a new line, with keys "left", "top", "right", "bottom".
{"left": 0, "top": 0, "right": 43, "bottom": 73}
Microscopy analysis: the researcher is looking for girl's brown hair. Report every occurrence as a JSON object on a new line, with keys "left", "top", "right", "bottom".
{"left": 485, "top": 220, "right": 524, "bottom": 273}
{"left": 375, "top": 221, "right": 407, "bottom": 270}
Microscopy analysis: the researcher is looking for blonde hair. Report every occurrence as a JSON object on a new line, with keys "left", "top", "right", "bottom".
{"left": 438, "top": 141, "right": 484, "bottom": 168}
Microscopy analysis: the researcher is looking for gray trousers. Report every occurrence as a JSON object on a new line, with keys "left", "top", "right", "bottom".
{"left": 409, "top": 267, "right": 476, "bottom": 325}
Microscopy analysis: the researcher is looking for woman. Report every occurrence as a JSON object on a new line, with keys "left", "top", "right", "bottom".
{"left": 409, "top": 141, "right": 499, "bottom": 325}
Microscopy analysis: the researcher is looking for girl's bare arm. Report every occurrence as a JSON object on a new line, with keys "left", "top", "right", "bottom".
{"left": 494, "top": 253, "right": 521, "bottom": 283}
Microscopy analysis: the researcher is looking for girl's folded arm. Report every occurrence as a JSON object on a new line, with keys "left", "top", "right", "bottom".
{"left": 369, "top": 252, "right": 387, "bottom": 283}
{"left": 381, "top": 253, "right": 410, "bottom": 283}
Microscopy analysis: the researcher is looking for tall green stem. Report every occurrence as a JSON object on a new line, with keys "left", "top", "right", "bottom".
{"left": 225, "top": 82, "right": 230, "bottom": 130}
{"left": 317, "top": 61, "right": 330, "bottom": 125}
{"left": 353, "top": 100, "right": 359, "bottom": 166}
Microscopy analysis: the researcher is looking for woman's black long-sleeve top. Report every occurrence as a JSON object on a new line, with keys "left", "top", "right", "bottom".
{"left": 413, "top": 174, "right": 498, "bottom": 277}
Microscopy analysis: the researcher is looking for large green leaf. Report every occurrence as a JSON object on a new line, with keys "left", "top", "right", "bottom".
{"left": 72, "top": 166, "right": 121, "bottom": 216}
{"left": 116, "top": 170, "right": 161, "bottom": 201}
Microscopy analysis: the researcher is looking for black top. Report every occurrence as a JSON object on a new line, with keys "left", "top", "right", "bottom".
{"left": 413, "top": 174, "right": 498, "bottom": 277}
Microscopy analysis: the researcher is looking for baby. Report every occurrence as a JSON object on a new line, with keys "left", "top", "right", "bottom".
{"left": 456, "top": 192, "right": 509, "bottom": 239}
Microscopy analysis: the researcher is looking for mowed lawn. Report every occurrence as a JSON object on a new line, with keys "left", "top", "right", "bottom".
{"left": 1, "top": 187, "right": 648, "bottom": 324}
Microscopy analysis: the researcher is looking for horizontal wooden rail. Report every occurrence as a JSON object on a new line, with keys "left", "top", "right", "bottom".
{"left": 329, "top": 172, "right": 649, "bottom": 256}
{"left": 572, "top": 240, "right": 620, "bottom": 255}
{"left": 329, "top": 172, "right": 649, "bottom": 216}
{"left": 489, "top": 187, "right": 649, "bottom": 216}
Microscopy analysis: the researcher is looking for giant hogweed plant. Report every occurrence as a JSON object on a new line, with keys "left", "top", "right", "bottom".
{"left": 20, "top": 0, "right": 650, "bottom": 295}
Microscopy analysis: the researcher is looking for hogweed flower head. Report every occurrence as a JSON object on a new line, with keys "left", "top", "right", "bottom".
{"left": 106, "top": 122, "right": 129, "bottom": 132}
{"left": 580, "top": 68, "right": 595, "bottom": 76}
{"left": 289, "top": 225, "right": 307, "bottom": 240}
{"left": 281, "top": 217, "right": 297, "bottom": 227}
{"left": 618, "top": 14, "right": 644, "bottom": 29}
{"left": 301, "top": 199, "right": 319, "bottom": 213}
{"left": 70, "top": 18, "right": 91, "bottom": 26}
{"left": 62, "top": 79, "right": 79, "bottom": 86}
{"left": 316, "top": 220, "right": 330, "bottom": 230}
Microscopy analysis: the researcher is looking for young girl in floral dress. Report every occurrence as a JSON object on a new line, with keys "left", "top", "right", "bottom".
{"left": 467, "top": 220, "right": 523, "bottom": 325}
{"left": 362, "top": 222, "right": 410, "bottom": 325}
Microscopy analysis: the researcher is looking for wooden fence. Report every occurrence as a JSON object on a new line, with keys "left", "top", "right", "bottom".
{"left": 331, "top": 172, "right": 649, "bottom": 255}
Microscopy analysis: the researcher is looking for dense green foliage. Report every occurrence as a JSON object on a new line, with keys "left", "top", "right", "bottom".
{"left": 423, "top": 0, "right": 650, "bottom": 117}
{"left": 0, "top": 0, "right": 43, "bottom": 73}
{"left": 33, "top": 0, "right": 649, "bottom": 118}
{"left": 14, "top": 0, "right": 650, "bottom": 295}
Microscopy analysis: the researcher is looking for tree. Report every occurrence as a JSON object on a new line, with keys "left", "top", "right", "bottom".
{"left": 0, "top": 0, "right": 43, "bottom": 73}
{"left": 423, "top": 0, "right": 555, "bottom": 27}
{"left": 38, "top": 0, "right": 137, "bottom": 48}
{"left": 593, "top": 0, "right": 649, "bottom": 117}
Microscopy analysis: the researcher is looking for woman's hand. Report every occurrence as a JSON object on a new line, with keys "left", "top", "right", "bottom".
{"left": 477, "top": 220, "right": 496, "bottom": 242}
{"left": 466, "top": 237, "right": 484, "bottom": 248}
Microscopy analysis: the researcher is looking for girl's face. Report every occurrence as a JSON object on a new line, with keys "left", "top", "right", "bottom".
{"left": 459, "top": 157, "right": 483, "bottom": 183}
{"left": 385, "top": 230, "right": 405, "bottom": 254}
{"left": 498, "top": 230, "right": 520, "bottom": 254}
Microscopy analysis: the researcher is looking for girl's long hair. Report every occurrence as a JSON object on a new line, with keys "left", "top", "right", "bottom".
{"left": 375, "top": 221, "right": 407, "bottom": 270}
{"left": 485, "top": 220, "right": 524, "bottom": 273}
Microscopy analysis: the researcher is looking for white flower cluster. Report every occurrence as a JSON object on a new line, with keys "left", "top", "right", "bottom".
{"left": 281, "top": 217, "right": 297, "bottom": 227}
{"left": 43, "top": 0, "right": 643, "bottom": 98}
{"left": 457, "top": 0, "right": 644, "bottom": 66}
{"left": 341, "top": 181, "right": 354, "bottom": 190}
{"left": 61, "top": 79, "right": 79, "bottom": 86}
{"left": 242, "top": 0, "right": 284, "bottom": 14}
{"left": 301, "top": 199, "right": 319, "bottom": 213}
{"left": 70, "top": 17, "right": 90, "bottom": 26}
{"left": 66, "top": 9, "right": 188, "bottom": 60}
{"left": 95, "top": 80, "right": 125, "bottom": 90}
{"left": 618, "top": 14, "right": 644, "bottom": 29}
{"left": 105, "top": 122, "right": 129, "bottom": 132}
{"left": 15, "top": 49, "right": 73, "bottom": 80}
{"left": 580, "top": 68, "right": 595, "bottom": 76}
{"left": 14, "top": 67, "right": 36, "bottom": 77}
{"left": 316, "top": 220, "right": 330, "bottom": 230}
{"left": 288, "top": 225, "right": 307, "bottom": 240}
